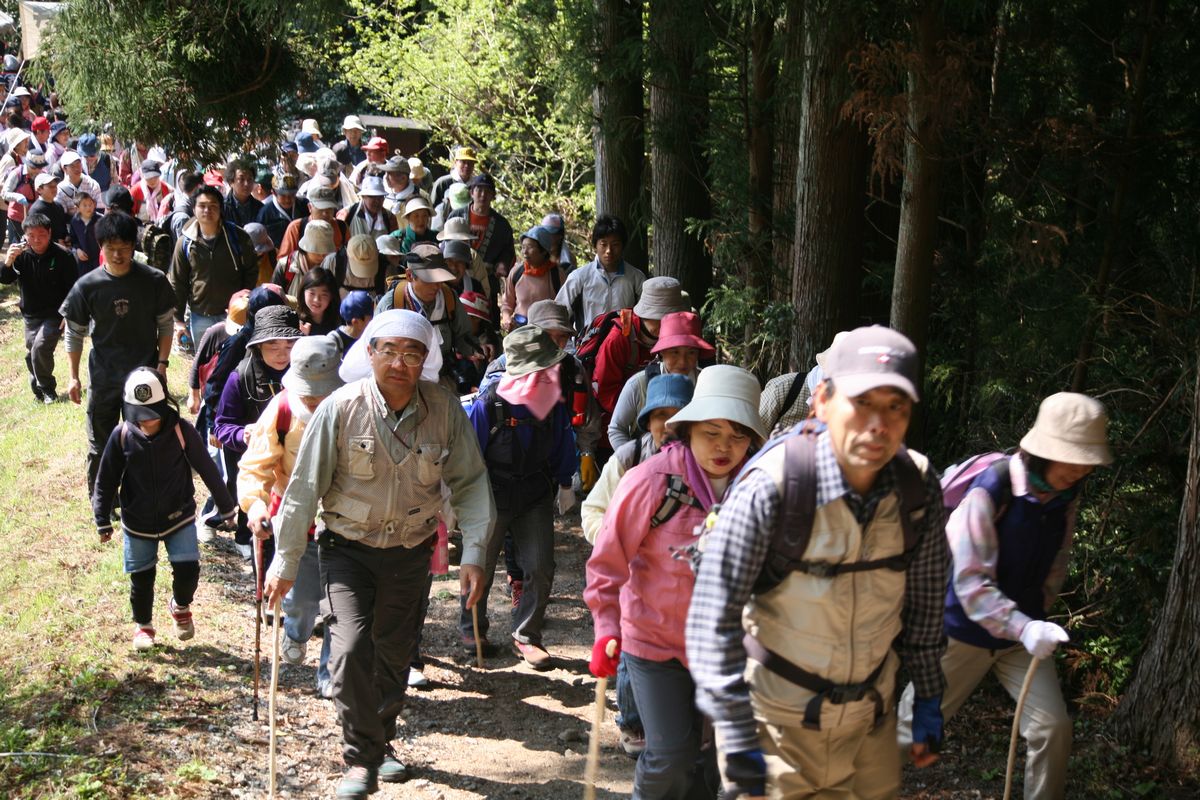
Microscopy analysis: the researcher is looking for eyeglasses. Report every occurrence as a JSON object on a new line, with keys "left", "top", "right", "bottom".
{"left": 373, "top": 347, "right": 424, "bottom": 367}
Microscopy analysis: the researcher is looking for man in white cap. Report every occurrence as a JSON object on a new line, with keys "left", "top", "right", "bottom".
{"left": 896, "top": 392, "right": 1113, "bottom": 800}
{"left": 56, "top": 151, "right": 103, "bottom": 214}
{"left": 265, "top": 309, "right": 494, "bottom": 799}
{"left": 333, "top": 115, "right": 367, "bottom": 168}
{"left": 687, "top": 325, "right": 949, "bottom": 799}
{"left": 337, "top": 175, "right": 397, "bottom": 238}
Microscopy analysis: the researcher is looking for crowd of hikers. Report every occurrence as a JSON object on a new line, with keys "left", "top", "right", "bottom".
{"left": 0, "top": 73, "right": 1116, "bottom": 799}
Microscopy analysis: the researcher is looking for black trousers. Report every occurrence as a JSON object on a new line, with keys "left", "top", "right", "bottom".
{"left": 86, "top": 383, "right": 124, "bottom": 495}
{"left": 320, "top": 535, "right": 433, "bottom": 768}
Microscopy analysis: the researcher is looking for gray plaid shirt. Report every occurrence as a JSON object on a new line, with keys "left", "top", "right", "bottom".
{"left": 685, "top": 431, "right": 948, "bottom": 752}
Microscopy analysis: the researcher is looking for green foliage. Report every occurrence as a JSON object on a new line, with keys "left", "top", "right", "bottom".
{"left": 41, "top": 0, "right": 343, "bottom": 160}
{"left": 338, "top": 0, "right": 596, "bottom": 236}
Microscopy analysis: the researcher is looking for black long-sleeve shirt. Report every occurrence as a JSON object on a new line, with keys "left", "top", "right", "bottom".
{"left": 0, "top": 242, "right": 78, "bottom": 318}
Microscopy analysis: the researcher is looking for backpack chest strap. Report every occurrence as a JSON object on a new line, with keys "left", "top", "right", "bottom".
{"left": 650, "top": 474, "right": 702, "bottom": 528}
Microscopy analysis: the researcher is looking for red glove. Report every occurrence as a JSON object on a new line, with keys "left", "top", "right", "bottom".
{"left": 589, "top": 635, "right": 621, "bottom": 678}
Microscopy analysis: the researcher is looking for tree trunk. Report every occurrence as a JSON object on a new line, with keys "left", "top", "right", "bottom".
{"left": 1113, "top": 354, "right": 1200, "bottom": 769}
{"left": 1070, "top": 0, "right": 1156, "bottom": 392}
{"left": 789, "top": 3, "right": 871, "bottom": 372}
{"left": 746, "top": 6, "right": 777, "bottom": 285}
{"left": 771, "top": 1, "right": 804, "bottom": 298}
{"left": 890, "top": 0, "right": 945, "bottom": 371}
{"left": 647, "top": 0, "right": 712, "bottom": 305}
{"left": 593, "top": 0, "right": 647, "bottom": 267}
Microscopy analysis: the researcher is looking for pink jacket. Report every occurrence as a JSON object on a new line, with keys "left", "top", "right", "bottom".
{"left": 585, "top": 444, "right": 711, "bottom": 666}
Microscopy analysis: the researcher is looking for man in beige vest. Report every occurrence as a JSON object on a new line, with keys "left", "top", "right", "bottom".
{"left": 686, "top": 326, "right": 948, "bottom": 799}
{"left": 265, "top": 309, "right": 494, "bottom": 800}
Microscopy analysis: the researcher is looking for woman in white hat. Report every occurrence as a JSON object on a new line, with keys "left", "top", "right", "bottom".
{"left": 272, "top": 218, "right": 339, "bottom": 300}
{"left": 586, "top": 365, "right": 766, "bottom": 798}
{"left": 898, "top": 392, "right": 1113, "bottom": 800}
{"left": 394, "top": 196, "right": 438, "bottom": 254}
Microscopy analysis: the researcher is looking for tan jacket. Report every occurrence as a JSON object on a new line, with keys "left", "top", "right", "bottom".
{"left": 237, "top": 392, "right": 307, "bottom": 515}
{"left": 743, "top": 444, "right": 931, "bottom": 731}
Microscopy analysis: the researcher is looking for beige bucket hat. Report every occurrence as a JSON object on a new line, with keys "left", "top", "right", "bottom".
{"left": 1020, "top": 392, "right": 1113, "bottom": 465}
{"left": 667, "top": 364, "right": 766, "bottom": 443}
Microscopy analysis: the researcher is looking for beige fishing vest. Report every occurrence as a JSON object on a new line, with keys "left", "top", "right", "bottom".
{"left": 320, "top": 379, "right": 453, "bottom": 550}
{"left": 742, "top": 444, "right": 931, "bottom": 731}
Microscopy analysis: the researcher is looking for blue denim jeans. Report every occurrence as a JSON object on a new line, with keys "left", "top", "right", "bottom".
{"left": 624, "top": 654, "right": 718, "bottom": 800}
{"left": 188, "top": 310, "right": 224, "bottom": 350}
{"left": 283, "top": 539, "right": 331, "bottom": 687}
{"left": 616, "top": 653, "right": 643, "bottom": 733}
{"left": 124, "top": 524, "right": 200, "bottom": 573}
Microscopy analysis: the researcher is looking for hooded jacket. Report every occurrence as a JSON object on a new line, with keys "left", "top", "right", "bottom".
{"left": 92, "top": 415, "right": 235, "bottom": 538}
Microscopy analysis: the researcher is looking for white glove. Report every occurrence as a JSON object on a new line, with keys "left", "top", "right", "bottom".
{"left": 556, "top": 485, "right": 576, "bottom": 515}
{"left": 1019, "top": 620, "right": 1069, "bottom": 659}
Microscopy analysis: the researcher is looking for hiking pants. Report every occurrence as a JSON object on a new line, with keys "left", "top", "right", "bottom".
{"left": 897, "top": 638, "right": 1070, "bottom": 800}
{"left": 320, "top": 536, "right": 431, "bottom": 768}
{"left": 460, "top": 490, "right": 554, "bottom": 646}
{"left": 625, "top": 654, "right": 716, "bottom": 800}
{"left": 23, "top": 315, "right": 61, "bottom": 395}
{"left": 86, "top": 382, "right": 124, "bottom": 494}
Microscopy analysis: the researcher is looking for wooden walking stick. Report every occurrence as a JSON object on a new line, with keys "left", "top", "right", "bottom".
{"left": 1003, "top": 657, "right": 1042, "bottom": 800}
{"left": 583, "top": 639, "right": 619, "bottom": 800}
{"left": 269, "top": 595, "right": 282, "bottom": 799}
{"left": 471, "top": 604, "right": 484, "bottom": 669}
{"left": 252, "top": 536, "right": 264, "bottom": 721}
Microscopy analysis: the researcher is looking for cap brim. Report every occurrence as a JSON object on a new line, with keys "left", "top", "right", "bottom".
{"left": 410, "top": 267, "right": 456, "bottom": 283}
{"left": 309, "top": 200, "right": 339, "bottom": 210}
{"left": 651, "top": 335, "right": 714, "bottom": 355}
{"left": 834, "top": 373, "right": 920, "bottom": 403}
{"left": 282, "top": 371, "right": 343, "bottom": 398}
{"left": 665, "top": 397, "right": 766, "bottom": 442}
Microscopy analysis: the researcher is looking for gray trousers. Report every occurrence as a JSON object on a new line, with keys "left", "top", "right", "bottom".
{"left": 460, "top": 490, "right": 554, "bottom": 645}
{"left": 86, "top": 382, "right": 124, "bottom": 494}
{"left": 897, "top": 638, "right": 1071, "bottom": 800}
{"left": 624, "top": 654, "right": 717, "bottom": 800}
{"left": 320, "top": 536, "right": 432, "bottom": 768}
{"left": 23, "top": 315, "right": 62, "bottom": 394}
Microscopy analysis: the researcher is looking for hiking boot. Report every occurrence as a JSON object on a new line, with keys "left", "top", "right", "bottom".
{"left": 379, "top": 744, "right": 408, "bottom": 783}
{"left": 508, "top": 577, "right": 524, "bottom": 610}
{"left": 620, "top": 729, "right": 647, "bottom": 758}
{"left": 41, "top": 390, "right": 57, "bottom": 404}
{"left": 461, "top": 632, "right": 499, "bottom": 657}
{"left": 235, "top": 542, "right": 252, "bottom": 561}
{"left": 281, "top": 635, "right": 307, "bottom": 665}
{"left": 196, "top": 525, "right": 216, "bottom": 544}
{"left": 407, "top": 667, "right": 429, "bottom": 688}
{"left": 513, "top": 640, "right": 552, "bottom": 671}
{"left": 316, "top": 678, "right": 334, "bottom": 699}
{"left": 335, "top": 765, "right": 377, "bottom": 799}
{"left": 30, "top": 378, "right": 43, "bottom": 402}
{"left": 168, "top": 598, "right": 194, "bottom": 640}
{"left": 132, "top": 625, "right": 156, "bottom": 651}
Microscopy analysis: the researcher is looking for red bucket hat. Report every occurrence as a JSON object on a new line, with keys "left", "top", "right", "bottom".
{"left": 651, "top": 311, "right": 714, "bottom": 355}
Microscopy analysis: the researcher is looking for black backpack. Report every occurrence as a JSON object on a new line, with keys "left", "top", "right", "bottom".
{"left": 138, "top": 219, "right": 173, "bottom": 270}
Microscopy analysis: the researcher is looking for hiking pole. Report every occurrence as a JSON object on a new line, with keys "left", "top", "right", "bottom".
{"left": 269, "top": 595, "right": 282, "bottom": 799}
{"left": 471, "top": 605, "right": 484, "bottom": 669}
{"left": 253, "top": 536, "right": 264, "bottom": 722}
{"left": 583, "top": 639, "right": 618, "bottom": 800}
{"left": 1003, "top": 656, "right": 1041, "bottom": 800}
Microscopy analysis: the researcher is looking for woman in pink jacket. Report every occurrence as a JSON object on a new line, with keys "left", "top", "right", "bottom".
{"left": 585, "top": 365, "right": 766, "bottom": 799}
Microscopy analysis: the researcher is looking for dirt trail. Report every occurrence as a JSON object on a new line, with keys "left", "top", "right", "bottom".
{"left": 161, "top": 512, "right": 637, "bottom": 799}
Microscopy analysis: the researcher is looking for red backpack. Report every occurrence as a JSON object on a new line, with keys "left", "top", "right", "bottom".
{"left": 574, "top": 308, "right": 639, "bottom": 377}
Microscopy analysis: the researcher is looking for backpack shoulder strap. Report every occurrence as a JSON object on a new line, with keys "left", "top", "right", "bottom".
{"left": 550, "top": 264, "right": 562, "bottom": 294}
{"left": 174, "top": 422, "right": 185, "bottom": 450}
{"left": 650, "top": 473, "right": 703, "bottom": 528}
{"left": 441, "top": 284, "right": 457, "bottom": 314}
{"left": 119, "top": 421, "right": 129, "bottom": 449}
{"left": 755, "top": 429, "right": 819, "bottom": 591}
{"left": 776, "top": 372, "right": 806, "bottom": 428}
{"left": 276, "top": 389, "right": 292, "bottom": 444}
{"left": 623, "top": 308, "right": 639, "bottom": 370}
{"left": 891, "top": 448, "right": 929, "bottom": 555}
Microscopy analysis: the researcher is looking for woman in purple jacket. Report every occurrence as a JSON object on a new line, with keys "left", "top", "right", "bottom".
{"left": 214, "top": 305, "right": 301, "bottom": 564}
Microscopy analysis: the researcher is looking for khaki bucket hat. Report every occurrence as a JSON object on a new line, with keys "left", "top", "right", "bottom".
{"left": 667, "top": 364, "right": 766, "bottom": 443}
{"left": 1019, "top": 392, "right": 1113, "bottom": 465}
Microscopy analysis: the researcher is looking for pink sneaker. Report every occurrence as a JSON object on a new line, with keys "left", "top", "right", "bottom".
{"left": 132, "top": 626, "right": 156, "bottom": 651}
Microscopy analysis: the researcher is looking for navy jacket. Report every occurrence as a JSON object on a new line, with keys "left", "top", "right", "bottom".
{"left": 92, "top": 417, "right": 235, "bottom": 538}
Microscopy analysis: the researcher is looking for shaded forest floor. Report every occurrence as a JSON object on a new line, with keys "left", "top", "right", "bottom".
{"left": 0, "top": 292, "right": 1196, "bottom": 799}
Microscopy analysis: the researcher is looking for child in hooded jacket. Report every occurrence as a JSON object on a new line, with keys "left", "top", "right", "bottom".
{"left": 93, "top": 367, "right": 236, "bottom": 650}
